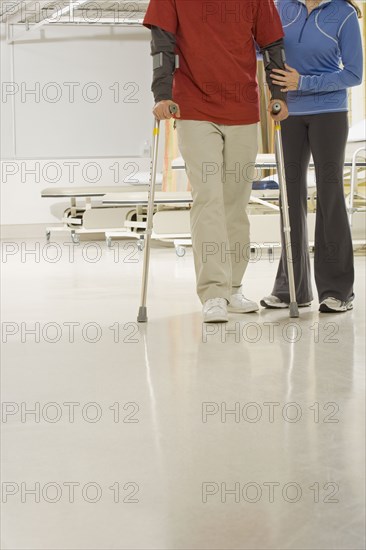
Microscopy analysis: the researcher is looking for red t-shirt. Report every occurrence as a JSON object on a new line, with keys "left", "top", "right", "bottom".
{"left": 143, "top": 0, "right": 284, "bottom": 125}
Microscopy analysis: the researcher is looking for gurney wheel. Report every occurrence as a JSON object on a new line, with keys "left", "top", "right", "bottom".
{"left": 137, "top": 240, "right": 144, "bottom": 252}
{"left": 71, "top": 231, "right": 79, "bottom": 244}
{"left": 46, "top": 230, "right": 51, "bottom": 242}
{"left": 176, "top": 246, "right": 186, "bottom": 257}
{"left": 106, "top": 237, "right": 112, "bottom": 248}
{"left": 64, "top": 208, "right": 84, "bottom": 228}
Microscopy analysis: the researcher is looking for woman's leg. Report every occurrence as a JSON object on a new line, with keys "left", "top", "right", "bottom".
{"left": 272, "top": 115, "right": 313, "bottom": 304}
{"left": 176, "top": 120, "right": 231, "bottom": 303}
{"left": 308, "top": 112, "right": 354, "bottom": 302}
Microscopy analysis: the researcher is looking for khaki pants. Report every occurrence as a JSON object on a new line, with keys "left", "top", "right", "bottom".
{"left": 176, "top": 120, "right": 258, "bottom": 304}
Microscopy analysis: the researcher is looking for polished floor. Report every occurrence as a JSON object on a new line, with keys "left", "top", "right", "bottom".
{"left": 1, "top": 236, "right": 365, "bottom": 550}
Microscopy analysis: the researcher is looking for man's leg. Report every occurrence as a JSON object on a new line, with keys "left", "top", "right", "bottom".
{"left": 308, "top": 112, "right": 354, "bottom": 303}
{"left": 176, "top": 120, "right": 231, "bottom": 303}
{"left": 222, "top": 123, "right": 258, "bottom": 291}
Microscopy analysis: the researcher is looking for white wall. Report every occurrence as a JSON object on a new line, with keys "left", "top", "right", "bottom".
{"left": 0, "top": 22, "right": 166, "bottom": 225}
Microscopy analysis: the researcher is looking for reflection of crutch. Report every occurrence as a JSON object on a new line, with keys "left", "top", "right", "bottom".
{"left": 137, "top": 104, "right": 178, "bottom": 323}
{"left": 272, "top": 102, "right": 299, "bottom": 318}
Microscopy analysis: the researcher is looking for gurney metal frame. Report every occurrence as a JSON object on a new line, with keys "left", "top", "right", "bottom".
{"left": 347, "top": 146, "right": 366, "bottom": 227}
{"left": 41, "top": 184, "right": 159, "bottom": 243}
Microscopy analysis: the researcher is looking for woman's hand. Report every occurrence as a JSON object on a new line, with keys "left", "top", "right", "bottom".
{"left": 270, "top": 64, "right": 300, "bottom": 92}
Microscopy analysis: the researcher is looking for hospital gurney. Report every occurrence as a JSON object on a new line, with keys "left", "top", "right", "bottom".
{"left": 41, "top": 176, "right": 162, "bottom": 243}
{"left": 103, "top": 152, "right": 365, "bottom": 255}
{"left": 102, "top": 191, "right": 193, "bottom": 255}
{"left": 42, "top": 150, "right": 365, "bottom": 250}
{"left": 173, "top": 153, "right": 366, "bottom": 219}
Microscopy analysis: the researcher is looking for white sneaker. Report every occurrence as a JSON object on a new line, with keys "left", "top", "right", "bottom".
{"left": 319, "top": 296, "right": 354, "bottom": 313}
{"left": 260, "top": 295, "right": 311, "bottom": 309}
{"left": 203, "top": 298, "right": 228, "bottom": 323}
{"left": 228, "top": 292, "right": 259, "bottom": 313}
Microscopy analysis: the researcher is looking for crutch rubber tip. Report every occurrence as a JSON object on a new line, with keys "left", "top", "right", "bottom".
{"left": 137, "top": 307, "right": 148, "bottom": 323}
{"left": 289, "top": 303, "right": 299, "bottom": 318}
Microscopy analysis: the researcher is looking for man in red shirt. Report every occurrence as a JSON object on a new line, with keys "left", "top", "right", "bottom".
{"left": 143, "top": 0, "right": 288, "bottom": 323}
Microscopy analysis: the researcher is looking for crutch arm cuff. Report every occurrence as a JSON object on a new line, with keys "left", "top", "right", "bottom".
{"left": 261, "top": 39, "right": 288, "bottom": 103}
{"left": 151, "top": 26, "right": 176, "bottom": 103}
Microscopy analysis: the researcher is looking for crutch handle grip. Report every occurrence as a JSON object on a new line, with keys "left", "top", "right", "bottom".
{"left": 271, "top": 102, "right": 282, "bottom": 115}
{"left": 169, "top": 104, "right": 178, "bottom": 115}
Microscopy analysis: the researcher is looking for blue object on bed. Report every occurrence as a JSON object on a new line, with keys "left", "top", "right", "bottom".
{"left": 252, "top": 180, "right": 279, "bottom": 190}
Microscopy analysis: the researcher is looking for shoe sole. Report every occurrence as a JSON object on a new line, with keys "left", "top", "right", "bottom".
{"left": 227, "top": 306, "right": 259, "bottom": 313}
{"left": 203, "top": 316, "right": 228, "bottom": 323}
{"left": 319, "top": 303, "right": 353, "bottom": 313}
{"left": 260, "top": 300, "right": 311, "bottom": 310}
{"left": 260, "top": 300, "right": 287, "bottom": 309}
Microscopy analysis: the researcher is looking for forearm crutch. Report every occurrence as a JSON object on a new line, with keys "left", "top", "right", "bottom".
{"left": 272, "top": 102, "right": 299, "bottom": 318}
{"left": 137, "top": 104, "right": 178, "bottom": 323}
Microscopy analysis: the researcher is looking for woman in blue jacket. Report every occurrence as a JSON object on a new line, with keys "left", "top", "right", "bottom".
{"left": 261, "top": 0, "right": 363, "bottom": 313}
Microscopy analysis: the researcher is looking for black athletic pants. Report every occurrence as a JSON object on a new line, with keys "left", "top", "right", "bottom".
{"left": 272, "top": 111, "right": 354, "bottom": 304}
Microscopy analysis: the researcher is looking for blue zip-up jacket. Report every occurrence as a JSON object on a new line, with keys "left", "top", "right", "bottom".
{"left": 276, "top": 0, "right": 363, "bottom": 115}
